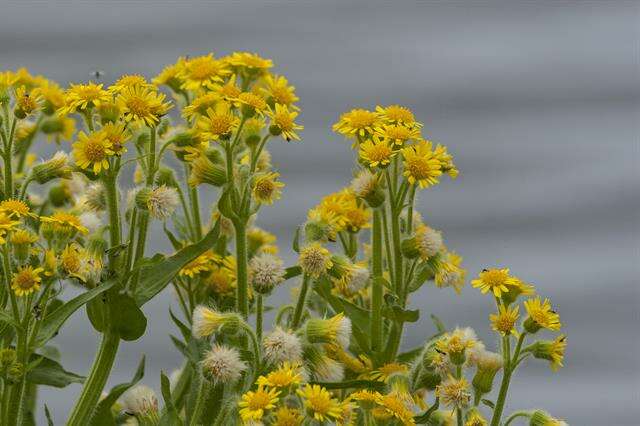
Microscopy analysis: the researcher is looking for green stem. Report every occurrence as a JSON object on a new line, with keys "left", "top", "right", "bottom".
{"left": 370, "top": 209, "right": 383, "bottom": 357}
{"left": 291, "top": 274, "right": 311, "bottom": 329}
{"left": 188, "top": 374, "right": 209, "bottom": 426}
{"left": 67, "top": 331, "right": 120, "bottom": 426}
{"left": 490, "top": 335, "right": 513, "bottom": 426}
{"left": 234, "top": 220, "right": 249, "bottom": 318}
{"left": 103, "top": 175, "right": 121, "bottom": 259}
{"left": 503, "top": 411, "right": 533, "bottom": 426}
{"left": 3, "top": 119, "right": 16, "bottom": 199}
{"left": 256, "top": 294, "right": 264, "bottom": 343}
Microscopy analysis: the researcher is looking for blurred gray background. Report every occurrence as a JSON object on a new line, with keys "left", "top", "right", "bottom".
{"left": 1, "top": 1, "right": 638, "bottom": 424}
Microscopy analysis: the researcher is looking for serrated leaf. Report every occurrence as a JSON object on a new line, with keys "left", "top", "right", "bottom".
{"left": 134, "top": 220, "right": 220, "bottom": 306}
{"left": 26, "top": 354, "right": 84, "bottom": 388}
{"left": 35, "top": 278, "right": 119, "bottom": 347}
{"left": 88, "top": 356, "right": 145, "bottom": 426}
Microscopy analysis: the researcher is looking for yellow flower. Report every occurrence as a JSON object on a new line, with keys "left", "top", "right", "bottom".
{"left": 401, "top": 141, "right": 443, "bottom": 188}
{"left": 213, "top": 74, "right": 241, "bottom": 100}
{"left": 14, "top": 86, "right": 41, "bottom": 117}
{"left": 36, "top": 80, "right": 66, "bottom": 114}
{"left": 226, "top": 51, "right": 273, "bottom": 73}
{"left": 43, "top": 249, "right": 58, "bottom": 277}
{"left": 359, "top": 136, "right": 394, "bottom": 168}
{"left": 253, "top": 172, "right": 285, "bottom": 205}
{"left": 435, "top": 376, "right": 471, "bottom": 411}
{"left": 40, "top": 212, "right": 89, "bottom": 235}
{"left": 351, "top": 389, "right": 381, "bottom": 406}
{"left": 196, "top": 102, "right": 239, "bottom": 141}
{"left": 102, "top": 122, "right": 130, "bottom": 156}
{"left": 238, "top": 385, "right": 280, "bottom": 421}
{"left": 333, "top": 108, "right": 380, "bottom": 138}
{"left": 376, "top": 392, "right": 416, "bottom": 425}
{"left": 152, "top": 58, "right": 186, "bottom": 91}
{"left": 268, "top": 104, "right": 303, "bottom": 141}
{"left": 375, "top": 104, "right": 422, "bottom": 128}
{"left": 434, "top": 251, "right": 466, "bottom": 294}
{"left": 532, "top": 335, "right": 567, "bottom": 372}
{"left": 204, "top": 264, "right": 236, "bottom": 296}
{"left": 72, "top": 130, "right": 114, "bottom": 174}
{"left": 0, "top": 213, "right": 21, "bottom": 244}
{"left": 236, "top": 91, "right": 268, "bottom": 116}
{"left": 116, "top": 86, "right": 171, "bottom": 126}
{"left": 11, "top": 265, "right": 44, "bottom": 296}
{"left": 60, "top": 82, "right": 110, "bottom": 115}
{"left": 183, "top": 92, "right": 221, "bottom": 120}
{"left": 42, "top": 116, "right": 75, "bottom": 143}
{"left": 179, "top": 251, "right": 220, "bottom": 278}
{"left": 262, "top": 74, "right": 299, "bottom": 107}
{"left": 433, "top": 143, "right": 459, "bottom": 178}
{"left": 60, "top": 244, "right": 83, "bottom": 276}
{"left": 375, "top": 123, "right": 421, "bottom": 146}
{"left": 524, "top": 297, "right": 561, "bottom": 331}
{"left": 179, "top": 54, "right": 230, "bottom": 91}
{"left": 273, "top": 407, "right": 302, "bottom": 426}
{"left": 0, "top": 199, "right": 36, "bottom": 218}
{"left": 366, "top": 362, "right": 409, "bottom": 383}
{"left": 490, "top": 304, "right": 520, "bottom": 335}
{"left": 257, "top": 362, "right": 304, "bottom": 388}
{"left": 296, "top": 384, "right": 342, "bottom": 422}
{"left": 471, "top": 268, "right": 518, "bottom": 298}
{"left": 108, "top": 74, "right": 152, "bottom": 94}
{"left": 298, "top": 243, "right": 333, "bottom": 278}
{"left": 10, "top": 229, "right": 38, "bottom": 245}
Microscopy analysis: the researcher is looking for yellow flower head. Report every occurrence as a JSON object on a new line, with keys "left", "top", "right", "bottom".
{"left": 262, "top": 74, "right": 299, "bottom": 107}
{"left": 257, "top": 362, "right": 305, "bottom": 388}
{"left": 179, "top": 251, "right": 220, "bottom": 278}
{"left": 359, "top": 136, "right": 395, "bottom": 168}
{"left": 10, "top": 229, "right": 38, "bottom": 245}
{"left": 214, "top": 74, "right": 241, "bottom": 100}
{"left": 533, "top": 335, "right": 567, "bottom": 372}
{"left": 268, "top": 103, "right": 303, "bottom": 141}
{"left": 236, "top": 91, "right": 268, "bottom": 116}
{"left": 401, "top": 141, "right": 443, "bottom": 188}
{"left": 101, "top": 122, "right": 130, "bottom": 156}
{"left": 333, "top": 108, "right": 380, "bottom": 138}
{"left": 490, "top": 304, "right": 520, "bottom": 336}
{"left": 40, "top": 212, "right": 89, "bottom": 236}
{"left": 179, "top": 54, "right": 230, "bottom": 91}
{"left": 298, "top": 243, "right": 333, "bottom": 278}
{"left": 435, "top": 375, "right": 471, "bottom": 411}
{"left": 36, "top": 80, "right": 66, "bottom": 114}
{"left": 471, "top": 268, "right": 518, "bottom": 298}
{"left": 0, "top": 199, "right": 35, "bottom": 219}
{"left": 435, "top": 251, "right": 466, "bottom": 294}
{"left": 524, "top": 297, "right": 561, "bottom": 331}
{"left": 152, "top": 58, "right": 186, "bottom": 91}
{"left": 367, "top": 362, "right": 409, "bottom": 383}
{"left": 72, "top": 130, "right": 114, "bottom": 174}
{"left": 375, "top": 123, "right": 421, "bottom": 146}
{"left": 42, "top": 116, "right": 75, "bottom": 143}
{"left": 0, "top": 213, "right": 21, "bottom": 244}
{"left": 273, "top": 407, "right": 302, "bottom": 426}
{"left": 116, "top": 85, "right": 171, "bottom": 126}
{"left": 375, "top": 104, "right": 422, "bottom": 128}
{"left": 296, "top": 384, "right": 342, "bottom": 422}
{"left": 433, "top": 143, "right": 459, "bottom": 179}
{"left": 376, "top": 392, "right": 416, "bottom": 425}
{"left": 196, "top": 102, "right": 239, "bottom": 141}
{"left": 238, "top": 385, "right": 280, "bottom": 421}
{"left": 15, "top": 86, "right": 41, "bottom": 117}
{"left": 253, "top": 172, "right": 285, "bottom": 205}
{"left": 108, "top": 74, "right": 153, "bottom": 94}
{"left": 12, "top": 265, "right": 44, "bottom": 297}
{"left": 183, "top": 92, "right": 221, "bottom": 120}
{"left": 204, "top": 264, "right": 236, "bottom": 296}
{"left": 61, "top": 82, "right": 110, "bottom": 115}
{"left": 60, "top": 244, "right": 84, "bottom": 276}
{"left": 226, "top": 51, "right": 273, "bottom": 74}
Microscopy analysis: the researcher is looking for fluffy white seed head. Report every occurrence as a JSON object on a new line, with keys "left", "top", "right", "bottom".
{"left": 79, "top": 211, "right": 102, "bottom": 234}
{"left": 350, "top": 170, "right": 377, "bottom": 198}
{"left": 346, "top": 265, "right": 370, "bottom": 294}
{"left": 250, "top": 253, "right": 285, "bottom": 294}
{"left": 201, "top": 344, "right": 247, "bottom": 384}
{"left": 335, "top": 315, "right": 352, "bottom": 349}
{"left": 262, "top": 327, "right": 303, "bottom": 364}
{"left": 120, "top": 384, "right": 158, "bottom": 416}
{"left": 313, "top": 355, "right": 345, "bottom": 382}
{"left": 417, "top": 225, "right": 444, "bottom": 259}
{"left": 147, "top": 185, "right": 179, "bottom": 220}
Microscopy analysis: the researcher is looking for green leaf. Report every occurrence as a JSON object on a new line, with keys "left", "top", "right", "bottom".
{"left": 111, "top": 294, "right": 147, "bottom": 341}
{"left": 88, "top": 356, "right": 145, "bottom": 426}
{"left": 44, "top": 405, "right": 54, "bottom": 426}
{"left": 292, "top": 226, "right": 301, "bottom": 253}
{"left": 283, "top": 265, "right": 302, "bottom": 281}
{"left": 430, "top": 314, "right": 446, "bottom": 333}
{"left": 0, "top": 309, "right": 22, "bottom": 331}
{"left": 217, "top": 188, "right": 235, "bottom": 220}
{"left": 414, "top": 397, "right": 439, "bottom": 424}
{"left": 169, "top": 309, "right": 191, "bottom": 342}
{"left": 482, "top": 399, "right": 495, "bottom": 409}
{"left": 163, "top": 224, "right": 183, "bottom": 251}
{"left": 26, "top": 354, "right": 84, "bottom": 388}
{"left": 86, "top": 298, "right": 107, "bottom": 333}
{"left": 383, "top": 305, "right": 420, "bottom": 323}
{"left": 134, "top": 220, "right": 220, "bottom": 306}
{"left": 35, "top": 278, "right": 119, "bottom": 348}
{"left": 397, "top": 346, "right": 424, "bottom": 363}
{"left": 159, "top": 371, "right": 182, "bottom": 426}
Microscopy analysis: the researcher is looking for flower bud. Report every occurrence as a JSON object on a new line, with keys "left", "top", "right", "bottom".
{"left": 305, "top": 313, "right": 351, "bottom": 349}
{"left": 11, "top": 229, "right": 38, "bottom": 263}
{"left": 529, "top": 410, "right": 568, "bottom": 426}
{"left": 48, "top": 184, "right": 71, "bottom": 207}
{"left": 188, "top": 157, "right": 227, "bottom": 187}
{"left": 135, "top": 187, "right": 153, "bottom": 211}
{"left": 32, "top": 151, "right": 73, "bottom": 184}
{"left": 7, "top": 362, "right": 24, "bottom": 383}
{"left": 192, "top": 305, "right": 242, "bottom": 338}
{"left": 303, "top": 344, "right": 345, "bottom": 382}
{"left": 465, "top": 407, "right": 488, "bottom": 426}
{"left": 0, "top": 349, "right": 17, "bottom": 369}
{"left": 155, "top": 166, "right": 178, "bottom": 188}
{"left": 472, "top": 350, "right": 503, "bottom": 395}
{"left": 202, "top": 344, "right": 247, "bottom": 384}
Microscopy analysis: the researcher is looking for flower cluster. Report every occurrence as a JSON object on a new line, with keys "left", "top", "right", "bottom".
{"left": 0, "top": 61, "right": 567, "bottom": 426}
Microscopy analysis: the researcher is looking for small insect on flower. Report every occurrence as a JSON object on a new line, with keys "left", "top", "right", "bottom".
{"left": 297, "top": 384, "right": 342, "bottom": 423}
{"left": 238, "top": 385, "right": 280, "bottom": 422}
{"left": 471, "top": 268, "right": 519, "bottom": 298}
{"left": 11, "top": 265, "right": 44, "bottom": 297}
{"left": 262, "top": 327, "right": 303, "bottom": 365}
{"left": 120, "top": 385, "right": 158, "bottom": 418}
{"left": 101, "top": 122, "right": 130, "bottom": 156}
{"left": 201, "top": 344, "right": 247, "bottom": 384}
{"left": 252, "top": 172, "right": 285, "bottom": 205}
{"left": 14, "top": 86, "right": 41, "bottom": 118}
{"left": 490, "top": 304, "right": 520, "bottom": 336}
{"left": 268, "top": 103, "right": 303, "bottom": 141}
